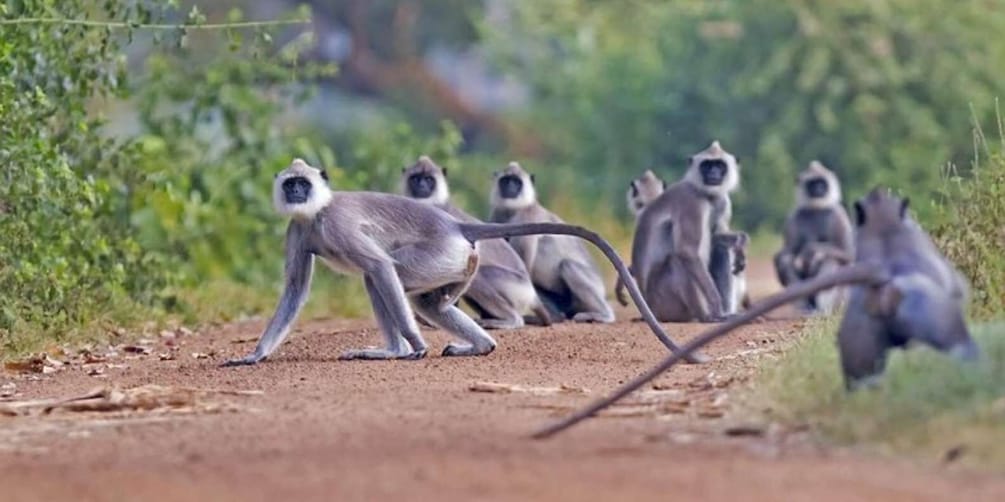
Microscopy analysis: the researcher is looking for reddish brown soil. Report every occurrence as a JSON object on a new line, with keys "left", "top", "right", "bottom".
{"left": 1, "top": 261, "right": 1003, "bottom": 501}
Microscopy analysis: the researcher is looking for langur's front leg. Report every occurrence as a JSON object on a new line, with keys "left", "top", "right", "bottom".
{"left": 222, "top": 239, "right": 314, "bottom": 366}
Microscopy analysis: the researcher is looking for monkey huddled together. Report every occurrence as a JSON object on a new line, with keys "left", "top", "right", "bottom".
{"left": 227, "top": 142, "right": 980, "bottom": 402}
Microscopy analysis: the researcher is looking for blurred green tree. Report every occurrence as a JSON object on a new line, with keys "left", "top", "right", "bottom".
{"left": 484, "top": 0, "right": 1005, "bottom": 228}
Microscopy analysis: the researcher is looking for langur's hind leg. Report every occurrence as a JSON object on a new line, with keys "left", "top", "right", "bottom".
{"left": 413, "top": 291, "right": 497, "bottom": 357}
{"left": 560, "top": 261, "right": 615, "bottom": 323}
{"left": 340, "top": 276, "right": 423, "bottom": 360}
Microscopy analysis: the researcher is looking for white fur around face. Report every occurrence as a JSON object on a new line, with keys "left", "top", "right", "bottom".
{"left": 796, "top": 162, "right": 842, "bottom": 209}
{"left": 685, "top": 142, "right": 740, "bottom": 197}
{"left": 491, "top": 164, "right": 538, "bottom": 210}
{"left": 273, "top": 158, "right": 333, "bottom": 220}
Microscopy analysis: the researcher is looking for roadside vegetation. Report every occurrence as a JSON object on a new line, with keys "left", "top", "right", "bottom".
{"left": 752, "top": 128, "right": 1005, "bottom": 469}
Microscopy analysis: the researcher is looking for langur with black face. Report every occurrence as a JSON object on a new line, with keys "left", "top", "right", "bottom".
{"left": 534, "top": 187, "right": 981, "bottom": 439}
{"left": 489, "top": 162, "right": 616, "bottom": 324}
{"left": 629, "top": 141, "right": 745, "bottom": 322}
{"left": 774, "top": 161, "right": 855, "bottom": 313}
{"left": 400, "top": 156, "right": 552, "bottom": 329}
{"left": 224, "top": 159, "right": 703, "bottom": 366}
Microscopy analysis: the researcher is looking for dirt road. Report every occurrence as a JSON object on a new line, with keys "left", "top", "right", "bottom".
{"left": 2, "top": 262, "right": 1003, "bottom": 501}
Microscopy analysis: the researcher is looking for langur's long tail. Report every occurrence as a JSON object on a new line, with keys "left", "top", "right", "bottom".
{"left": 529, "top": 262, "right": 889, "bottom": 439}
{"left": 460, "top": 222, "right": 702, "bottom": 364}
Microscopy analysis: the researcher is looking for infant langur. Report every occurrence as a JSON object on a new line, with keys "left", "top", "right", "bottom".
{"left": 774, "top": 161, "right": 854, "bottom": 313}
{"left": 489, "top": 162, "right": 614, "bottom": 323}
{"left": 617, "top": 169, "right": 749, "bottom": 314}
{"left": 400, "top": 156, "right": 551, "bottom": 329}
{"left": 224, "top": 159, "right": 698, "bottom": 366}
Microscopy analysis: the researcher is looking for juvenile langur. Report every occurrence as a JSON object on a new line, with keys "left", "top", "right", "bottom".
{"left": 629, "top": 141, "right": 743, "bottom": 322}
{"left": 774, "top": 161, "right": 854, "bottom": 313}
{"left": 400, "top": 156, "right": 552, "bottom": 329}
{"left": 709, "top": 232, "right": 751, "bottom": 315}
{"left": 224, "top": 159, "right": 702, "bottom": 366}
{"left": 533, "top": 187, "right": 980, "bottom": 439}
{"left": 489, "top": 162, "right": 615, "bottom": 323}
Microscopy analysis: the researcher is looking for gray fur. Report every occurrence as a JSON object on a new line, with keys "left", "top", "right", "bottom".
{"left": 838, "top": 188, "right": 978, "bottom": 389}
{"left": 489, "top": 162, "right": 614, "bottom": 323}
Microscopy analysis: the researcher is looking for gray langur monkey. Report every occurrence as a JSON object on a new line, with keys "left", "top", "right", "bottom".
{"left": 400, "top": 155, "right": 552, "bottom": 329}
{"left": 533, "top": 187, "right": 981, "bottom": 439}
{"left": 709, "top": 232, "right": 751, "bottom": 315}
{"left": 224, "top": 158, "right": 702, "bottom": 367}
{"left": 615, "top": 169, "right": 667, "bottom": 307}
{"left": 629, "top": 141, "right": 743, "bottom": 322}
{"left": 489, "top": 162, "right": 615, "bottom": 323}
{"left": 774, "top": 161, "right": 855, "bottom": 313}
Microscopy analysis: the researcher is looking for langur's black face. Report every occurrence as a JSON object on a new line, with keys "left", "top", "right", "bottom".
{"left": 282, "top": 176, "right": 313, "bottom": 204}
{"left": 699, "top": 159, "right": 728, "bottom": 186}
{"left": 498, "top": 175, "right": 524, "bottom": 199}
{"left": 408, "top": 173, "right": 437, "bottom": 199}
{"left": 804, "top": 177, "right": 829, "bottom": 199}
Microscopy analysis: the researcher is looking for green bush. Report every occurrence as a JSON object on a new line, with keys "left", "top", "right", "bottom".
{"left": 0, "top": 0, "right": 167, "bottom": 351}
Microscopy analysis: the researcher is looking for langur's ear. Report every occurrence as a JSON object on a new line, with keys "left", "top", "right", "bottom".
{"left": 899, "top": 197, "right": 910, "bottom": 219}
{"left": 530, "top": 173, "right": 536, "bottom": 184}
{"left": 441, "top": 167, "right": 448, "bottom": 178}
{"left": 320, "top": 169, "right": 329, "bottom": 182}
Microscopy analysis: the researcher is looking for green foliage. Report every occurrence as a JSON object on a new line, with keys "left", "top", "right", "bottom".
{"left": 931, "top": 113, "right": 1005, "bottom": 319}
{"left": 752, "top": 318, "right": 1005, "bottom": 470}
{"left": 0, "top": 0, "right": 165, "bottom": 346}
{"left": 484, "top": 0, "right": 1005, "bottom": 227}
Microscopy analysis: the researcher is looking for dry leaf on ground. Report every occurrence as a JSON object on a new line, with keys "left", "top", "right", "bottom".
{"left": 468, "top": 381, "right": 588, "bottom": 396}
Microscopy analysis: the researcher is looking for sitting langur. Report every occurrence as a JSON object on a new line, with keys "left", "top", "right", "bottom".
{"left": 534, "top": 187, "right": 980, "bottom": 439}
{"left": 615, "top": 169, "right": 667, "bottom": 306}
{"left": 629, "top": 141, "right": 743, "bottom": 322}
{"left": 400, "top": 156, "right": 551, "bottom": 329}
{"left": 224, "top": 159, "right": 700, "bottom": 366}
{"left": 489, "top": 162, "right": 615, "bottom": 323}
{"left": 774, "top": 161, "right": 854, "bottom": 313}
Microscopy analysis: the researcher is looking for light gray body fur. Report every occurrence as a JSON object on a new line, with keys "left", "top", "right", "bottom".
{"left": 489, "top": 162, "right": 614, "bottom": 323}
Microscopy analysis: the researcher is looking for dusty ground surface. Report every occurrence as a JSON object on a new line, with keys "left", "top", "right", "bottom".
{"left": 1, "top": 260, "right": 1003, "bottom": 502}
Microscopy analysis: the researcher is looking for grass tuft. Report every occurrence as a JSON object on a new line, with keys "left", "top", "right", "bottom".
{"left": 750, "top": 318, "right": 1005, "bottom": 469}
